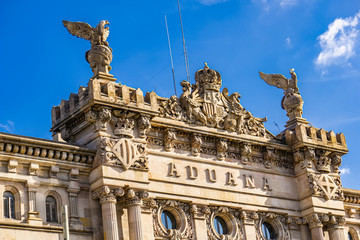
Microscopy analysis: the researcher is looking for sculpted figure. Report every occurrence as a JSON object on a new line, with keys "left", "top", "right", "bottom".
{"left": 63, "top": 20, "right": 110, "bottom": 46}
{"left": 179, "top": 80, "right": 206, "bottom": 125}
{"left": 259, "top": 69, "right": 303, "bottom": 120}
{"left": 63, "top": 20, "right": 112, "bottom": 75}
{"left": 222, "top": 88, "right": 245, "bottom": 132}
{"left": 159, "top": 95, "right": 183, "bottom": 120}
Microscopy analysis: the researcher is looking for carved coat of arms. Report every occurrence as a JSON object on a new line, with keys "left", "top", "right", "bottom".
{"left": 159, "top": 63, "right": 269, "bottom": 138}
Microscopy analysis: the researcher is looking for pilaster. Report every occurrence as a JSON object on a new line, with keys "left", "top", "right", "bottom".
{"left": 26, "top": 182, "right": 42, "bottom": 225}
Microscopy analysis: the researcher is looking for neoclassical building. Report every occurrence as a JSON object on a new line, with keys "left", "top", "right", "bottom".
{"left": 0, "top": 20, "right": 359, "bottom": 240}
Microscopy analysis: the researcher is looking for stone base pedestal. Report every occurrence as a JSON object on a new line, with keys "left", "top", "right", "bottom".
{"left": 27, "top": 211, "right": 42, "bottom": 226}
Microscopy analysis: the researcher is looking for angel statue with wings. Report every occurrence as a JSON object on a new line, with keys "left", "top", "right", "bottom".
{"left": 63, "top": 20, "right": 113, "bottom": 76}
{"left": 259, "top": 69, "right": 304, "bottom": 121}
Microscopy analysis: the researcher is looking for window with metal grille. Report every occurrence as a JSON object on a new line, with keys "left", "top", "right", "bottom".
{"left": 46, "top": 196, "right": 57, "bottom": 223}
{"left": 3, "top": 191, "right": 15, "bottom": 219}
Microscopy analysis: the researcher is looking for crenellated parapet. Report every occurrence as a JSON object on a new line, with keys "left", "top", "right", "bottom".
{"left": 285, "top": 124, "right": 347, "bottom": 152}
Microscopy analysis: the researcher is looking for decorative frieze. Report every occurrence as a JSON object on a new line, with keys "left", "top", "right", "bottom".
{"left": 164, "top": 129, "right": 177, "bottom": 152}
{"left": 138, "top": 116, "right": 151, "bottom": 138}
{"left": 264, "top": 147, "right": 276, "bottom": 169}
{"left": 240, "top": 143, "right": 252, "bottom": 165}
{"left": 190, "top": 134, "right": 202, "bottom": 157}
{"left": 216, "top": 139, "right": 228, "bottom": 161}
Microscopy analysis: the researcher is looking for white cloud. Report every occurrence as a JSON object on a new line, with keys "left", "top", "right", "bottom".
{"left": 339, "top": 167, "right": 351, "bottom": 175}
{"left": 285, "top": 37, "right": 292, "bottom": 48}
{"left": 279, "top": 0, "right": 297, "bottom": 8}
{"left": 198, "top": 0, "right": 229, "bottom": 6}
{"left": 315, "top": 11, "right": 360, "bottom": 66}
{"left": 0, "top": 120, "right": 15, "bottom": 134}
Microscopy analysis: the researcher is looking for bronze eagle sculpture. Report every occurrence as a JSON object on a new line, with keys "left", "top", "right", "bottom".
{"left": 63, "top": 20, "right": 110, "bottom": 47}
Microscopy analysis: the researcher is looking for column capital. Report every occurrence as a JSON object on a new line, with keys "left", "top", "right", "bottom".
{"left": 306, "top": 213, "right": 323, "bottom": 229}
{"left": 92, "top": 186, "right": 125, "bottom": 204}
{"left": 325, "top": 215, "right": 346, "bottom": 230}
{"left": 124, "top": 189, "right": 149, "bottom": 206}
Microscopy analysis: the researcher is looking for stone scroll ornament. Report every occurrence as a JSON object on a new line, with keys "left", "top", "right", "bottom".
{"left": 63, "top": 20, "right": 112, "bottom": 76}
{"left": 259, "top": 69, "right": 303, "bottom": 121}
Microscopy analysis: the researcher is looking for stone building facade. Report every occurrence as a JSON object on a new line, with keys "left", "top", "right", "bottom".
{"left": 0, "top": 21, "right": 360, "bottom": 240}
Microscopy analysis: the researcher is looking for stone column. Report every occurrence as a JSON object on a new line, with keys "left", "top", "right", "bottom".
{"left": 27, "top": 183, "right": 42, "bottom": 225}
{"left": 125, "top": 189, "right": 149, "bottom": 240}
{"left": 307, "top": 214, "right": 324, "bottom": 240}
{"left": 327, "top": 216, "right": 346, "bottom": 240}
{"left": 92, "top": 186, "right": 124, "bottom": 240}
{"left": 328, "top": 227, "right": 346, "bottom": 240}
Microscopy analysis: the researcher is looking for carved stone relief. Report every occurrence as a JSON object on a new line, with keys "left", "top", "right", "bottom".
{"left": 240, "top": 143, "right": 252, "bottom": 165}
{"left": 138, "top": 116, "right": 151, "bottom": 138}
{"left": 85, "top": 107, "right": 111, "bottom": 131}
{"left": 190, "top": 134, "right": 202, "bottom": 156}
{"left": 264, "top": 147, "right": 276, "bottom": 169}
{"left": 217, "top": 139, "right": 228, "bottom": 161}
{"left": 149, "top": 199, "right": 194, "bottom": 240}
{"left": 308, "top": 173, "right": 344, "bottom": 200}
{"left": 204, "top": 206, "right": 245, "bottom": 240}
{"left": 158, "top": 64, "right": 270, "bottom": 139}
{"left": 254, "top": 212, "right": 291, "bottom": 240}
{"left": 94, "top": 137, "right": 148, "bottom": 170}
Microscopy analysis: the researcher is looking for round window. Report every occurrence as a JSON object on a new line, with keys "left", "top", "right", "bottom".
{"left": 161, "top": 210, "right": 177, "bottom": 229}
{"left": 262, "top": 222, "right": 277, "bottom": 240}
{"left": 214, "top": 216, "right": 228, "bottom": 235}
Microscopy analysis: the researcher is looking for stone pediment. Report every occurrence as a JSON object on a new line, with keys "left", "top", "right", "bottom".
{"left": 158, "top": 63, "right": 272, "bottom": 139}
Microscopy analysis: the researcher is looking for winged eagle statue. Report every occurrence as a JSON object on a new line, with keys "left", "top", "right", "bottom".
{"left": 62, "top": 20, "right": 113, "bottom": 76}
{"left": 259, "top": 69, "right": 304, "bottom": 121}
{"left": 63, "top": 20, "right": 110, "bottom": 47}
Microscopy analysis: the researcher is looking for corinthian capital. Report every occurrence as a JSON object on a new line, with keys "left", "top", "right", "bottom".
{"left": 306, "top": 213, "right": 323, "bottom": 229}
{"left": 124, "top": 189, "right": 149, "bottom": 206}
{"left": 92, "top": 186, "right": 124, "bottom": 204}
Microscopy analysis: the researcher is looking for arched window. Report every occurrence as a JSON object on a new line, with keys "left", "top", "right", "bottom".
{"left": 3, "top": 191, "right": 15, "bottom": 219}
{"left": 46, "top": 196, "right": 57, "bottom": 223}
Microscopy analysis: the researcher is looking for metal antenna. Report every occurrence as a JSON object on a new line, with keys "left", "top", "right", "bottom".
{"left": 177, "top": 0, "right": 191, "bottom": 83}
{"left": 165, "top": 15, "right": 177, "bottom": 96}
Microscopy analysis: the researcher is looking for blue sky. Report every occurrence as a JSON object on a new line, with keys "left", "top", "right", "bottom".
{"left": 0, "top": 0, "right": 359, "bottom": 189}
